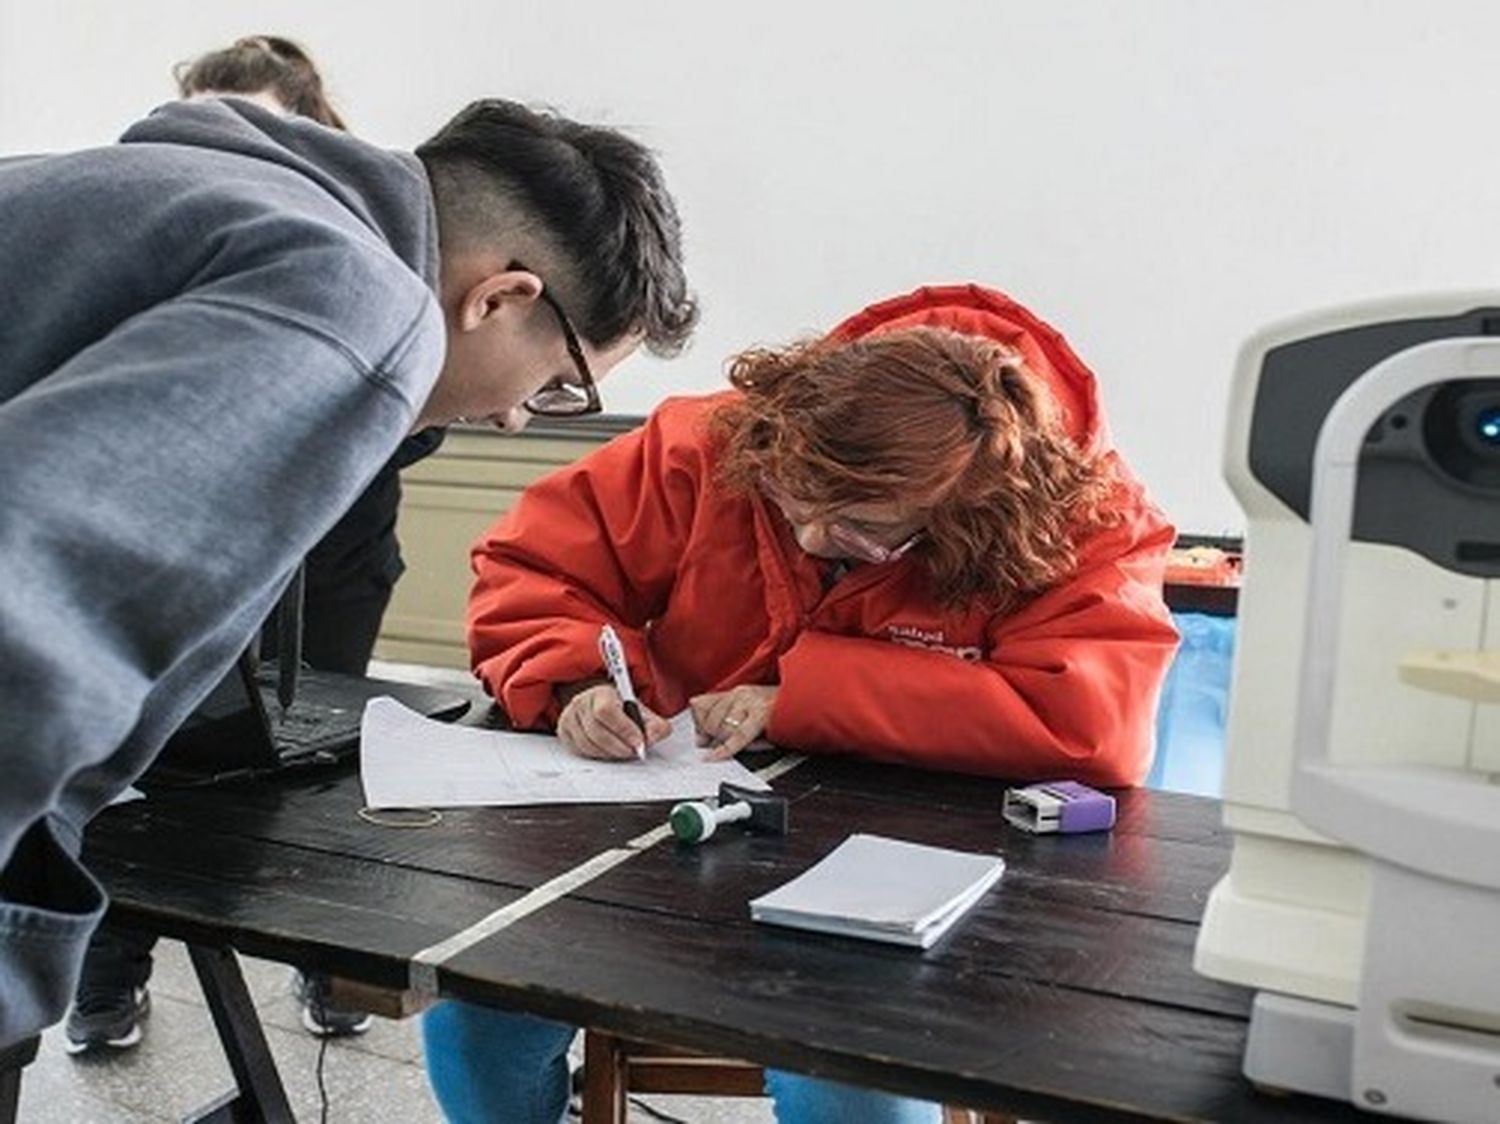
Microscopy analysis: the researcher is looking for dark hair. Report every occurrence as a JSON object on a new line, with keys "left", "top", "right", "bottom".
{"left": 416, "top": 100, "right": 697, "bottom": 357}
{"left": 710, "top": 327, "right": 1119, "bottom": 609}
{"left": 175, "top": 36, "right": 346, "bottom": 130}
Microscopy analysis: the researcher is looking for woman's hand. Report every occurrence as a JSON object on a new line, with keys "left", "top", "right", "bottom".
{"left": 557, "top": 683, "right": 672, "bottom": 759}
{"left": 689, "top": 685, "right": 778, "bottom": 760}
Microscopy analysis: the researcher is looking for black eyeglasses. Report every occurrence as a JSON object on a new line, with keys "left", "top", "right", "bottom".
{"left": 509, "top": 261, "right": 602, "bottom": 417}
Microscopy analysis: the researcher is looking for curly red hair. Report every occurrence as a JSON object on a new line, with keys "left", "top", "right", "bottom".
{"left": 710, "top": 327, "right": 1118, "bottom": 609}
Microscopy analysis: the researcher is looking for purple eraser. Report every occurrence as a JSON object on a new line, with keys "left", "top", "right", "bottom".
{"left": 1002, "top": 780, "right": 1116, "bottom": 834}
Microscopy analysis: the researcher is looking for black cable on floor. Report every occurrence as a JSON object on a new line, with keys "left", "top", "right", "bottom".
{"left": 627, "top": 1094, "right": 693, "bottom": 1124}
{"left": 316, "top": 1032, "right": 331, "bottom": 1124}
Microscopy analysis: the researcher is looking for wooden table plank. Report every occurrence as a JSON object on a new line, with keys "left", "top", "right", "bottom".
{"left": 769, "top": 758, "right": 1231, "bottom": 848}
{"left": 83, "top": 821, "right": 524, "bottom": 988}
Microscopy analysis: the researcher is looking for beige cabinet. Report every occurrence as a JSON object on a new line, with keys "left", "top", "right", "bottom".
{"left": 376, "top": 419, "right": 637, "bottom": 668}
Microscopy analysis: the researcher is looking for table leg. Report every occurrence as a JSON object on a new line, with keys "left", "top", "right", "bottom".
{"left": 582, "top": 1030, "right": 629, "bottom": 1124}
{"left": 186, "top": 944, "right": 296, "bottom": 1124}
{"left": 0, "top": 1036, "right": 40, "bottom": 1124}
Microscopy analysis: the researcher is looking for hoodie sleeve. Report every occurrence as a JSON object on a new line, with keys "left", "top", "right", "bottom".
{"left": 769, "top": 464, "right": 1180, "bottom": 787}
{"left": 468, "top": 407, "right": 704, "bottom": 726}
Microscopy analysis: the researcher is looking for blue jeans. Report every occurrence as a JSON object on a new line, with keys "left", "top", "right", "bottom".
{"left": 422, "top": 1000, "right": 942, "bottom": 1124}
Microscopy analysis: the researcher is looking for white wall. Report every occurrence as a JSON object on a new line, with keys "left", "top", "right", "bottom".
{"left": 5, "top": 0, "right": 1500, "bottom": 531}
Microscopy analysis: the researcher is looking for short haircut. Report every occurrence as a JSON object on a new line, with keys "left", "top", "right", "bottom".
{"left": 175, "top": 36, "right": 346, "bottom": 130}
{"left": 711, "top": 327, "right": 1120, "bottom": 609}
{"left": 417, "top": 99, "right": 697, "bottom": 358}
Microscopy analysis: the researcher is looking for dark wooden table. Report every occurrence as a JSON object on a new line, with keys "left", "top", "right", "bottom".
{"left": 65, "top": 742, "right": 1369, "bottom": 1123}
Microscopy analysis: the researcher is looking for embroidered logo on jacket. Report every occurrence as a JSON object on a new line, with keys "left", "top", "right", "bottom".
{"left": 885, "top": 624, "right": 982, "bottom": 662}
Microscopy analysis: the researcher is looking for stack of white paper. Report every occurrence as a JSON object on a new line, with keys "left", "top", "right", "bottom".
{"left": 749, "top": 833, "right": 1005, "bottom": 948}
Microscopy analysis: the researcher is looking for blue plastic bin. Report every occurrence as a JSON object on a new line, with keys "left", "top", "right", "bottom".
{"left": 1148, "top": 611, "right": 1236, "bottom": 797}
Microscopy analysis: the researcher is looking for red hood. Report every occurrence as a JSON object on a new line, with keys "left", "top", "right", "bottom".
{"left": 828, "top": 284, "right": 1104, "bottom": 451}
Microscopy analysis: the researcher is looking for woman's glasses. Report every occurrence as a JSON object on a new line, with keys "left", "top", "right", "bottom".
{"left": 824, "top": 521, "right": 924, "bottom": 565}
{"left": 760, "top": 477, "right": 924, "bottom": 564}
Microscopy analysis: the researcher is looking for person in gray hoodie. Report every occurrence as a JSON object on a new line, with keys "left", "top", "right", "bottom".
{"left": 60, "top": 34, "right": 443, "bottom": 1053}
{"left": 0, "top": 94, "right": 697, "bottom": 1048}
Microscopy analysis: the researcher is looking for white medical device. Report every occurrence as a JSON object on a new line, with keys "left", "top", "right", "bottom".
{"left": 1194, "top": 295, "right": 1500, "bottom": 1122}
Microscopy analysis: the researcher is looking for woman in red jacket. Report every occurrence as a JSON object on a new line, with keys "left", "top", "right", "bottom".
{"left": 467, "top": 285, "right": 1178, "bottom": 786}
{"left": 423, "top": 288, "right": 1178, "bottom": 1124}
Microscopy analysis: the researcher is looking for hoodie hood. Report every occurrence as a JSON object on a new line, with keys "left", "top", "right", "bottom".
{"left": 829, "top": 283, "right": 1104, "bottom": 451}
{"left": 121, "top": 98, "right": 439, "bottom": 290}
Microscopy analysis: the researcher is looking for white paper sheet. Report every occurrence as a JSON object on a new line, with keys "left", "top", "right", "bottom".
{"left": 359, "top": 696, "right": 771, "bottom": 810}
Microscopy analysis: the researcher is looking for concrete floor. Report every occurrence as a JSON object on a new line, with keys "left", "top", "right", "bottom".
{"left": 16, "top": 661, "right": 774, "bottom": 1123}
{"left": 17, "top": 940, "right": 775, "bottom": 1122}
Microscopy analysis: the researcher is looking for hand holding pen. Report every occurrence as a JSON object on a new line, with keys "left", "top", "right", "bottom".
{"left": 554, "top": 624, "right": 671, "bottom": 760}
{"left": 598, "top": 623, "right": 647, "bottom": 753}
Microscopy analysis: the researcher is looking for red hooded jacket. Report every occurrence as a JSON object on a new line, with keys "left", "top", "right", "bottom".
{"left": 468, "top": 285, "right": 1179, "bottom": 786}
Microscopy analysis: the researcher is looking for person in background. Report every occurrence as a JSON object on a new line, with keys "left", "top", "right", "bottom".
{"left": 62, "top": 34, "right": 448, "bottom": 1051}
{"left": 175, "top": 34, "right": 348, "bottom": 128}
{"left": 429, "top": 284, "right": 1178, "bottom": 1123}
{"left": 0, "top": 44, "right": 697, "bottom": 1049}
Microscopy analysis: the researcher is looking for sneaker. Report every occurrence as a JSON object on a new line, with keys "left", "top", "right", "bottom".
{"left": 293, "top": 971, "right": 372, "bottom": 1037}
{"left": 64, "top": 985, "right": 150, "bottom": 1055}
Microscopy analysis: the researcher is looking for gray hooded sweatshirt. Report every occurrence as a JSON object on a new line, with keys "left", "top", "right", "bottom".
{"left": 0, "top": 98, "right": 445, "bottom": 1045}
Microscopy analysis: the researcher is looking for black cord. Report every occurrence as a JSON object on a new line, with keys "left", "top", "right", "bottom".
{"left": 316, "top": 1019, "right": 332, "bottom": 1124}
{"left": 626, "top": 1094, "right": 693, "bottom": 1124}
{"left": 567, "top": 1062, "right": 695, "bottom": 1124}
{"left": 287, "top": 971, "right": 341, "bottom": 1123}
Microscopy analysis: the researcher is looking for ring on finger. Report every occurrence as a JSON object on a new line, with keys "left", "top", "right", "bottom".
{"left": 723, "top": 715, "right": 743, "bottom": 729}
